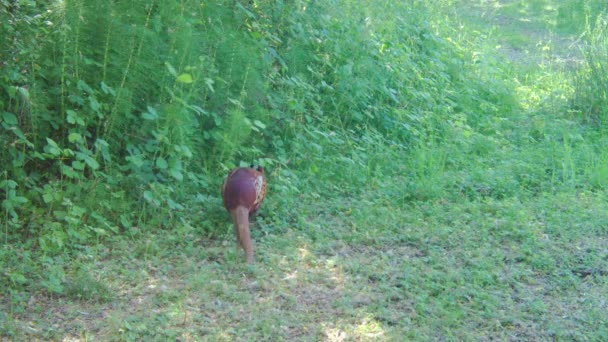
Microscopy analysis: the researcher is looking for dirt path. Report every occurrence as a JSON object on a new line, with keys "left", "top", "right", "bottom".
{"left": 463, "top": 0, "right": 585, "bottom": 68}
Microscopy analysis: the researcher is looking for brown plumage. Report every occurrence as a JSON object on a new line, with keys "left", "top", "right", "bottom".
{"left": 221, "top": 166, "right": 267, "bottom": 263}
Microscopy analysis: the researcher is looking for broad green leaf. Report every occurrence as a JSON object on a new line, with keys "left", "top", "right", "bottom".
{"left": 0, "top": 179, "right": 17, "bottom": 189}
{"left": 169, "top": 168, "right": 183, "bottom": 181}
{"left": 84, "top": 155, "right": 100, "bottom": 170}
{"left": 11, "top": 126, "right": 33, "bottom": 147}
{"left": 45, "top": 138, "right": 62, "bottom": 156}
{"left": 142, "top": 106, "right": 158, "bottom": 120}
{"left": 68, "top": 133, "right": 82, "bottom": 143}
{"left": 13, "top": 196, "right": 28, "bottom": 204}
{"left": 143, "top": 190, "right": 153, "bottom": 202}
{"left": 176, "top": 73, "right": 193, "bottom": 84}
{"left": 156, "top": 157, "right": 168, "bottom": 169}
{"left": 16, "top": 86, "right": 29, "bottom": 99}
{"left": 175, "top": 145, "right": 193, "bottom": 158}
{"left": 60, "top": 165, "right": 79, "bottom": 179}
{"left": 70, "top": 205, "right": 86, "bottom": 216}
{"left": 89, "top": 97, "right": 101, "bottom": 112}
{"left": 66, "top": 110, "right": 85, "bottom": 126}
{"left": 43, "top": 192, "right": 54, "bottom": 203}
{"left": 76, "top": 152, "right": 99, "bottom": 170}
{"left": 126, "top": 155, "right": 144, "bottom": 168}
{"left": 143, "top": 191, "right": 160, "bottom": 206}
{"left": 66, "top": 110, "right": 76, "bottom": 124}
{"left": 68, "top": 94, "right": 85, "bottom": 106}
{"left": 72, "top": 160, "right": 86, "bottom": 170}
{"left": 1, "top": 112, "right": 18, "bottom": 125}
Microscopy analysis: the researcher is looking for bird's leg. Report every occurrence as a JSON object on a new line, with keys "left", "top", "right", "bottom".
{"left": 233, "top": 219, "right": 241, "bottom": 258}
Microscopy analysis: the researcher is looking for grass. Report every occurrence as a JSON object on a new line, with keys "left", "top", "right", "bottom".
{"left": 2, "top": 0, "right": 608, "bottom": 340}
{"left": 2, "top": 192, "right": 607, "bottom": 340}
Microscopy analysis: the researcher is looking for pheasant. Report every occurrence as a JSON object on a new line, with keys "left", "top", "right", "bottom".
{"left": 221, "top": 165, "right": 267, "bottom": 263}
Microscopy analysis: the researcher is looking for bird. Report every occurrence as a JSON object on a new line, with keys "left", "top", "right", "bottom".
{"left": 221, "top": 165, "right": 267, "bottom": 263}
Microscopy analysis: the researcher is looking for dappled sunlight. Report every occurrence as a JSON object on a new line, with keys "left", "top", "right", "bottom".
{"left": 354, "top": 316, "right": 386, "bottom": 339}
{"left": 322, "top": 316, "right": 386, "bottom": 341}
{"left": 298, "top": 246, "right": 311, "bottom": 260}
{"left": 497, "top": 25, "right": 579, "bottom": 114}
{"left": 267, "top": 240, "right": 395, "bottom": 340}
{"left": 279, "top": 241, "right": 346, "bottom": 291}
{"left": 323, "top": 327, "right": 348, "bottom": 342}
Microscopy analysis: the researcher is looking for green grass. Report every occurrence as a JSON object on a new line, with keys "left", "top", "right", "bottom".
{"left": 2, "top": 0, "right": 608, "bottom": 340}
{"left": 2, "top": 192, "right": 607, "bottom": 340}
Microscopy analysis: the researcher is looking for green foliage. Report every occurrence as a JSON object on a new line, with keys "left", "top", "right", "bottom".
{"left": 0, "top": 0, "right": 472, "bottom": 249}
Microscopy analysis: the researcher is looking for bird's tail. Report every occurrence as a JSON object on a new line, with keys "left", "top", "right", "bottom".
{"left": 231, "top": 205, "right": 253, "bottom": 263}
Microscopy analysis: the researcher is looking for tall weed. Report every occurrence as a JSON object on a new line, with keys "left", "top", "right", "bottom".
{"left": 573, "top": 14, "right": 608, "bottom": 127}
